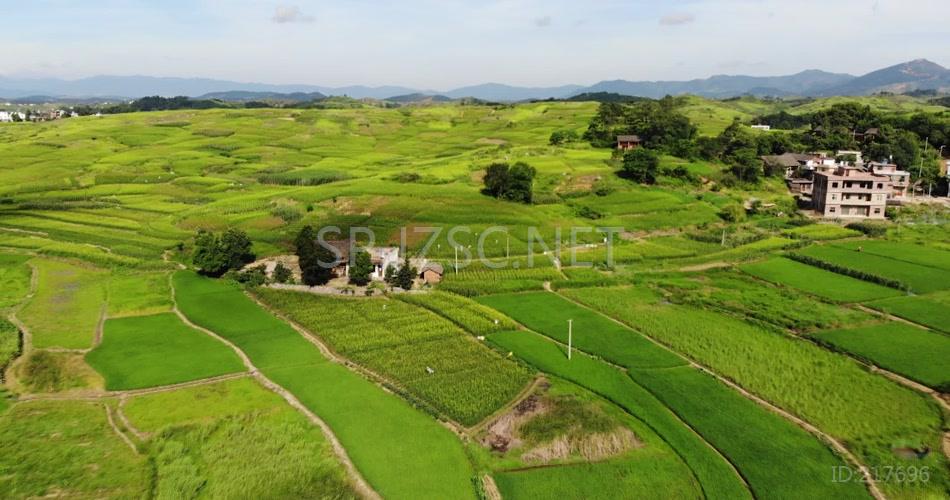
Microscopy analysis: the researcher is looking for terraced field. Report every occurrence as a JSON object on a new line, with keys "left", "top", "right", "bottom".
{"left": 740, "top": 257, "right": 902, "bottom": 302}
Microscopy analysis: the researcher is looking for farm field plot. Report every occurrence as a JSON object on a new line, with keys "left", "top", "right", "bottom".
{"left": 560, "top": 286, "right": 949, "bottom": 499}
{"left": 740, "top": 257, "right": 902, "bottom": 302}
{"left": 122, "top": 378, "right": 357, "bottom": 499}
{"left": 833, "top": 240, "right": 950, "bottom": 271}
{"left": 478, "top": 291, "right": 685, "bottom": 370}
{"left": 660, "top": 272, "right": 875, "bottom": 332}
{"left": 630, "top": 366, "right": 869, "bottom": 499}
{"left": 782, "top": 224, "right": 862, "bottom": 241}
{"left": 796, "top": 245, "right": 950, "bottom": 293}
{"left": 106, "top": 271, "right": 172, "bottom": 317}
{"left": 393, "top": 291, "right": 518, "bottom": 335}
{"left": 0, "top": 253, "right": 32, "bottom": 309}
{"left": 173, "top": 272, "right": 477, "bottom": 500}
{"left": 482, "top": 295, "right": 869, "bottom": 499}
{"left": 487, "top": 330, "right": 751, "bottom": 500}
{"left": 0, "top": 400, "right": 149, "bottom": 498}
{"left": 86, "top": 313, "right": 245, "bottom": 390}
{"left": 17, "top": 259, "right": 108, "bottom": 349}
{"left": 254, "top": 288, "right": 531, "bottom": 426}
{"left": 812, "top": 323, "right": 950, "bottom": 390}
{"left": 866, "top": 292, "right": 950, "bottom": 333}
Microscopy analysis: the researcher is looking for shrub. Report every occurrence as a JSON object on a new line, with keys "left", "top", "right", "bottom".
{"left": 845, "top": 221, "right": 887, "bottom": 237}
{"left": 620, "top": 148, "right": 659, "bottom": 184}
{"left": 192, "top": 229, "right": 255, "bottom": 277}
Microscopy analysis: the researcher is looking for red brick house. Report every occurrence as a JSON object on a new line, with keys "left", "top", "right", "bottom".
{"left": 616, "top": 135, "right": 642, "bottom": 151}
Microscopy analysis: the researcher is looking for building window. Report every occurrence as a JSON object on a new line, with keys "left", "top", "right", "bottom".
{"left": 874, "top": 208, "right": 881, "bottom": 214}
{"left": 829, "top": 207, "right": 836, "bottom": 213}
{"left": 831, "top": 194, "right": 837, "bottom": 200}
{"left": 877, "top": 183, "right": 883, "bottom": 189}
{"left": 832, "top": 182, "right": 839, "bottom": 188}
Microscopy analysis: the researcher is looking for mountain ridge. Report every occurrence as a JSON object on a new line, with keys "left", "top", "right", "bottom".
{"left": 2, "top": 59, "right": 947, "bottom": 102}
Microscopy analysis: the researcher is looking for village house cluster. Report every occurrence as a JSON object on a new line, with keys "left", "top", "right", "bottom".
{"left": 762, "top": 150, "right": 912, "bottom": 220}
{"left": 0, "top": 108, "right": 81, "bottom": 122}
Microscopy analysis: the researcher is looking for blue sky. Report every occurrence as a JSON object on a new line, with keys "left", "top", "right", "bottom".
{"left": 3, "top": 0, "right": 948, "bottom": 89}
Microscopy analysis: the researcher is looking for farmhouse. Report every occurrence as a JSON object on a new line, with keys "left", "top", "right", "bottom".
{"left": 616, "top": 135, "right": 642, "bottom": 150}
{"left": 325, "top": 240, "right": 400, "bottom": 281}
{"left": 812, "top": 166, "right": 890, "bottom": 219}
{"left": 419, "top": 262, "right": 444, "bottom": 284}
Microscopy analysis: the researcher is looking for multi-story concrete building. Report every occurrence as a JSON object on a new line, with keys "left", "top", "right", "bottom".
{"left": 813, "top": 166, "right": 890, "bottom": 219}
{"left": 866, "top": 161, "right": 910, "bottom": 198}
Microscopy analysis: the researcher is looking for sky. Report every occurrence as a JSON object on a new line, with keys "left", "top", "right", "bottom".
{"left": 2, "top": 0, "right": 949, "bottom": 90}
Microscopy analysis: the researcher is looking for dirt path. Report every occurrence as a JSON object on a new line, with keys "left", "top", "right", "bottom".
{"left": 482, "top": 475, "right": 502, "bottom": 500}
{"left": 3, "top": 262, "right": 38, "bottom": 386}
{"left": 93, "top": 304, "right": 108, "bottom": 347}
{"left": 115, "top": 396, "right": 146, "bottom": 441}
{"left": 467, "top": 376, "right": 546, "bottom": 435}
{"left": 17, "top": 372, "right": 252, "bottom": 402}
{"left": 854, "top": 304, "right": 933, "bottom": 331}
{"left": 678, "top": 261, "right": 732, "bottom": 272}
{"left": 103, "top": 402, "right": 138, "bottom": 454}
{"left": 552, "top": 289, "right": 886, "bottom": 500}
{"left": 170, "top": 277, "right": 381, "bottom": 500}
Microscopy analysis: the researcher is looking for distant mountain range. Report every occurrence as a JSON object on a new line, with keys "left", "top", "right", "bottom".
{"left": 2, "top": 59, "right": 948, "bottom": 103}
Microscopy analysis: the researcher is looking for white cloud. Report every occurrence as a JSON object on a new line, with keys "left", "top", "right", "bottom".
{"left": 659, "top": 13, "right": 695, "bottom": 26}
{"left": 272, "top": 5, "right": 314, "bottom": 24}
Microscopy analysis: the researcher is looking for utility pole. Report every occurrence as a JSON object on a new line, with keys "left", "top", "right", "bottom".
{"left": 567, "top": 319, "right": 573, "bottom": 360}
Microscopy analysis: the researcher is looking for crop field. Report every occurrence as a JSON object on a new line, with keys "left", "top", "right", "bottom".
{"left": 0, "top": 400, "right": 149, "bottom": 498}
{"left": 2, "top": 99, "right": 950, "bottom": 499}
{"left": 487, "top": 330, "right": 752, "bottom": 500}
{"left": 17, "top": 259, "right": 108, "bottom": 349}
{"left": 480, "top": 294, "right": 869, "bottom": 499}
{"left": 812, "top": 323, "right": 950, "bottom": 390}
{"left": 865, "top": 292, "right": 950, "bottom": 333}
{"left": 660, "top": 272, "right": 875, "bottom": 332}
{"left": 833, "top": 239, "right": 950, "bottom": 272}
{"left": 477, "top": 292, "right": 685, "bottom": 370}
{"left": 123, "top": 377, "right": 357, "bottom": 499}
{"left": 0, "top": 253, "right": 32, "bottom": 310}
{"left": 173, "top": 272, "right": 477, "bottom": 499}
{"left": 560, "top": 286, "right": 948, "bottom": 498}
{"left": 782, "top": 224, "right": 862, "bottom": 241}
{"left": 393, "top": 291, "right": 519, "bottom": 335}
{"left": 740, "top": 257, "right": 902, "bottom": 302}
{"left": 86, "top": 313, "right": 245, "bottom": 390}
{"left": 796, "top": 244, "right": 950, "bottom": 293}
{"left": 254, "top": 288, "right": 531, "bottom": 425}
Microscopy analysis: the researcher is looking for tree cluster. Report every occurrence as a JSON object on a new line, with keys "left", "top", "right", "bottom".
{"left": 294, "top": 226, "right": 338, "bottom": 286}
{"left": 192, "top": 228, "right": 255, "bottom": 277}
{"left": 583, "top": 97, "right": 697, "bottom": 152}
{"left": 384, "top": 259, "right": 417, "bottom": 290}
{"left": 482, "top": 162, "right": 537, "bottom": 203}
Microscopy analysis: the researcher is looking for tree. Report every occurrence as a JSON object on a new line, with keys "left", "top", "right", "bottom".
{"left": 295, "top": 225, "right": 335, "bottom": 286}
{"left": 191, "top": 228, "right": 254, "bottom": 277}
{"left": 505, "top": 162, "right": 536, "bottom": 203}
{"left": 620, "top": 148, "right": 659, "bottom": 184}
{"left": 718, "top": 204, "right": 746, "bottom": 222}
{"left": 483, "top": 163, "right": 510, "bottom": 198}
{"left": 394, "top": 259, "right": 417, "bottom": 290}
{"left": 482, "top": 162, "right": 536, "bottom": 203}
{"left": 273, "top": 262, "right": 293, "bottom": 284}
{"left": 348, "top": 248, "right": 374, "bottom": 286}
{"left": 549, "top": 129, "right": 578, "bottom": 145}
{"left": 384, "top": 264, "right": 396, "bottom": 285}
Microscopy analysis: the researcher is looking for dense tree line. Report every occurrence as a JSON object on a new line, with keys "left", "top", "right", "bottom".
{"left": 192, "top": 228, "right": 255, "bottom": 277}
{"left": 583, "top": 97, "right": 697, "bottom": 154}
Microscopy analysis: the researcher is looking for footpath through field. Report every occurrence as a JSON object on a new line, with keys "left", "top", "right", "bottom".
{"left": 171, "top": 272, "right": 477, "bottom": 500}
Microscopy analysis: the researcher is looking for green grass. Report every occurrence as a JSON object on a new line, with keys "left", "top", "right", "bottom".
{"left": 478, "top": 292, "right": 685, "bottom": 370}
{"left": 487, "top": 330, "right": 751, "bottom": 500}
{"left": 561, "top": 286, "right": 948, "bottom": 499}
{"left": 783, "top": 224, "right": 862, "bottom": 241}
{"left": 124, "top": 378, "right": 357, "bottom": 499}
{"left": 797, "top": 245, "right": 950, "bottom": 293}
{"left": 14, "top": 350, "right": 103, "bottom": 393}
{"left": 812, "top": 323, "right": 950, "bottom": 391}
{"left": 86, "top": 313, "right": 245, "bottom": 390}
{"left": 740, "top": 257, "right": 902, "bottom": 302}
{"left": 0, "top": 400, "right": 149, "bottom": 498}
{"left": 172, "top": 272, "right": 477, "bottom": 500}
{"left": 865, "top": 293, "right": 950, "bottom": 333}
{"left": 0, "top": 318, "right": 20, "bottom": 378}
{"left": 833, "top": 240, "right": 950, "bottom": 272}
{"left": 0, "top": 253, "right": 32, "bottom": 309}
{"left": 18, "top": 259, "right": 108, "bottom": 349}
{"left": 255, "top": 289, "right": 531, "bottom": 426}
